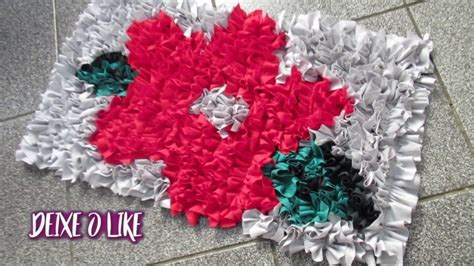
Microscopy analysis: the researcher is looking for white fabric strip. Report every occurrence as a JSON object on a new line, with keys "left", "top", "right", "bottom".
{"left": 190, "top": 85, "right": 249, "bottom": 138}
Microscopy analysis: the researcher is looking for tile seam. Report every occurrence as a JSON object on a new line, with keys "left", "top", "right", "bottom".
{"left": 419, "top": 186, "right": 473, "bottom": 203}
{"left": 65, "top": 184, "right": 75, "bottom": 265}
{"left": 53, "top": 0, "right": 73, "bottom": 263}
{"left": 353, "top": 1, "right": 421, "bottom": 22}
{"left": 270, "top": 242, "right": 280, "bottom": 266}
{"left": 0, "top": 111, "right": 34, "bottom": 123}
{"left": 405, "top": 5, "right": 473, "bottom": 153}
{"left": 432, "top": 68, "right": 474, "bottom": 152}
{"left": 148, "top": 240, "right": 258, "bottom": 265}
{"left": 402, "top": 0, "right": 424, "bottom": 5}
{"left": 0, "top": 0, "right": 59, "bottom": 123}
{"left": 52, "top": 0, "right": 59, "bottom": 60}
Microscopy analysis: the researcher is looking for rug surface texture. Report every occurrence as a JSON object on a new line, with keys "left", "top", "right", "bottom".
{"left": 16, "top": 0, "right": 435, "bottom": 264}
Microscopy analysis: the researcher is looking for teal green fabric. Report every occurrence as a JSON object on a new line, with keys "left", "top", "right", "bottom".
{"left": 76, "top": 55, "right": 137, "bottom": 96}
{"left": 263, "top": 140, "right": 349, "bottom": 225}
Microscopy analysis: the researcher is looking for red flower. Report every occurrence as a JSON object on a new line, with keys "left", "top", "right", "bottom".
{"left": 90, "top": 6, "right": 354, "bottom": 227}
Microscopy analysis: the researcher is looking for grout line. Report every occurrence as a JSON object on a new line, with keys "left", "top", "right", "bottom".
{"left": 419, "top": 186, "right": 473, "bottom": 203}
{"left": 0, "top": 0, "right": 60, "bottom": 126}
{"left": 68, "top": 234, "right": 75, "bottom": 266}
{"left": 405, "top": 5, "right": 474, "bottom": 153}
{"left": 431, "top": 68, "right": 474, "bottom": 152}
{"left": 148, "top": 240, "right": 258, "bottom": 265}
{"left": 353, "top": 1, "right": 422, "bottom": 22}
{"left": 270, "top": 242, "right": 280, "bottom": 266}
{"left": 52, "top": 0, "right": 60, "bottom": 60}
{"left": 404, "top": 5, "right": 422, "bottom": 48}
{"left": 402, "top": 0, "right": 423, "bottom": 5}
{"left": 0, "top": 111, "right": 34, "bottom": 123}
{"left": 64, "top": 180, "right": 75, "bottom": 265}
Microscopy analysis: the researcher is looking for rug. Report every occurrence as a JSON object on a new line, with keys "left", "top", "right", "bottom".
{"left": 16, "top": 0, "right": 435, "bottom": 264}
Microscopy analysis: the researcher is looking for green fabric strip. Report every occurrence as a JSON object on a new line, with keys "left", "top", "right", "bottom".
{"left": 263, "top": 140, "right": 349, "bottom": 225}
{"left": 76, "top": 52, "right": 137, "bottom": 96}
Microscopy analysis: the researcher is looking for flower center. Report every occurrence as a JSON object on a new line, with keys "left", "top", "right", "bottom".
{"left": 189, "top": 84, "right": 249, "bottom": 138}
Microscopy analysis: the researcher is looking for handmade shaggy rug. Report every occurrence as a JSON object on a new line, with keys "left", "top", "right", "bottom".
{"left": 16, "top": 0, "right": 434, "bottom": 264}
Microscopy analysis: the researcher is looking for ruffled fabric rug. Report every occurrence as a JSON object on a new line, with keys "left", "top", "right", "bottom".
{"left": 16, "top": 0, "right": 434, "bottom": 264}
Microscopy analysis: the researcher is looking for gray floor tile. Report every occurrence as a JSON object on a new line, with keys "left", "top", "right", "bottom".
{"left": 416, "top": 84, "right": 474, "bottom": 197}
{"left": 67, "top": 182, "right": 249, "bottom": 264}
{"left": 0, "top": 116, "right": 71, "bottom": 264}
{"left": 215, "top": 0, "right": 404, "bottom": 20}
{"left": 410, "top": 0, "right": 474, "bottom": 140}
{"left": 0, "top": 0, "right": 56, "bottom": 120}
{"left": 55, "top": 0, "right": 90, "bottom": 45}
{"left": 158, "top": 240, "right": 274, "bottom": 265}
{"left": 357, "top": 8, "right": 414, "bottom": 35}
{"left": 405, "top": 191, "right": 473, "bottom": 264}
